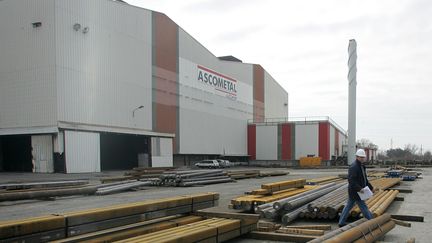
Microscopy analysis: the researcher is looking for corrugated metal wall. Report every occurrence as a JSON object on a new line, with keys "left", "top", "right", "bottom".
{"left": 0, "top": 0, "right": 57, "bottom": 129}
{"left": 330, "top": 125, "right": 336, "bottom": 158}
{"left": 264, "top": 71, "right": 288, "bottom": 119}
{"left": 55, "top": 0, "right": 153, "bottom": 130}
{"left": 65, "top": 130, "right": 100, "bottom": 173}
{"left": 295, "top": 123, "right": 319, "bottom": 159}
{"left": 256, "top": 125, "right": 278, "bottom": 160}
{"left": 31, "top": 135, "right": 54, "bottom": 173}
{"left": 151, "top": 137, "right": 173, "bottom": 167}
{"left": 178, "top": 28, "right": 256, "bottom": 156}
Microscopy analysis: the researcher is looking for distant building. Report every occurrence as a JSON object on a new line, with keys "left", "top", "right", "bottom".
{"left": 248, "top": 117, "right": 347, "bottom": 164}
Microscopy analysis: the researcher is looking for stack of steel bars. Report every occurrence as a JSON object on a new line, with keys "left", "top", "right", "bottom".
{"left": 0, "top": 193, "right": 220, "bottom": 242}
{"left": 0, "top": 180, "right": 95, "bottom": 202}
{"left": 95, "top": 180, "right": 153, "bottom": 195}
{"left": 300, "top": 183, "right": 348, "bottom": 220}
{"left": 370, "top": 177, "right": 402, "bottom": 190}
{"left": 298, "top": 187, "right": 399, "bottom": 221}
{"left": 309, "top": 213, "right": 395, "bottom": 243}
{"left": 226, "top": 170, "right": 260, "bottom": 180}
{"left": 156, "top": 170, "right": 234, "bottom": 187}
{"left": 230, "top": 179, "right": 310, "bottom": 211}
{"left": 306, "top": 176, "right": 344, "bottom": 185}
{"left": 256, "top": 182, "right": 345, "bottom": 222}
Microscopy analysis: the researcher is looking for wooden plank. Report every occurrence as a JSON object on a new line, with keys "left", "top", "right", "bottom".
{"left": 391, "top": 214, "right": 424, "bottom": 222}
{"left": 247, "top": 231, "right": 317, "bottom": 243}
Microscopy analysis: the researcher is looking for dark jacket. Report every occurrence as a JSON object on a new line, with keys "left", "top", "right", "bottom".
{"left": 348, "top": 159, "right": 374, "bottom": 201}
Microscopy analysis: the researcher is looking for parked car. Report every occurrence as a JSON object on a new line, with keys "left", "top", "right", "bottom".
{"left": 194, "top": 160, "right": 220, "bottom": 169}
{"left": 216, "top": 159, "right": 231, "bottom": 168}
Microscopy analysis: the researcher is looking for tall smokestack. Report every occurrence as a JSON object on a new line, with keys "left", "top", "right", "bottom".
{"left": 348, "top": 39, "right": 357, "bottom": 165}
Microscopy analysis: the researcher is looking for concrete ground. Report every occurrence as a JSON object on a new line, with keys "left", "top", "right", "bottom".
{"left": 0, "top": 167, "right": 430, "bottom": 242}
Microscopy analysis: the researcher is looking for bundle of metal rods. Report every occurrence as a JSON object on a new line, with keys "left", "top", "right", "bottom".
{"left": 309, "top": 213, "right": 395, "bottom": 243}
{"left": 95, "top": 180, "right": 153, "bottom": 195}
{"left": 256, "top": 182, "right": 345, "bottom": 221}
{"left": 155, "top": 170, "right": 234, "bottom": 187}
{"left": 299, "top": 183, "right": 348, "bottom": 220}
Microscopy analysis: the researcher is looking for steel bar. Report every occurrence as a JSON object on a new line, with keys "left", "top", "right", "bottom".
{"left": 321, "top": 214, "right": 392, "bottom": 243}
{"left": 179, "top": 178, "right": 233, "bottom": 187}
{"left": 273, "top": 183, "right": 337, "bottom": 210}
{"left": 0, "top": 180, "right": 89, "bottom": 190}
{"left": 0, "top": 186, "right": 97, "bottom": 202}
{"left": 352, "top": 220, "right": 395, "bottom": 243}
{"left": 373, "top": 190, "right": 399, "bottom": 217}
{"left": 96, "top": 181, "right": 152, "bottom": 195}
{"left": 284, "top": 183, "right": 343, "bottom": 210}
{"left": 308, "top": 218, "right": 368, "bottom": 243}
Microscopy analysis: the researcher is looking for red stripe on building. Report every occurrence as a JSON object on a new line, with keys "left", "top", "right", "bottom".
{"left": 198, "top": 65, "right": 237, "bottom": 82}
{"left": 281, "top": 123, "right": 292, "bottom": 160}
{"left": 253, "top": 65, "right": 265, "bottom": 122}
{"left": 153, "top": 13, "right": 178, "bottom": 151}
{"left": 335, "top": 128, "right": 339, "bottom": 156}
{"left": 248, "top": 124, "right": 256, "bottom": 160}
{"left": 319, "top": 122, "right": 330, "bottom": 160}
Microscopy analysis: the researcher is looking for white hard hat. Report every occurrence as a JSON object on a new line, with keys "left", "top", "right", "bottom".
{"left": 356, "top": 149, "right": 366, "bottom": 157}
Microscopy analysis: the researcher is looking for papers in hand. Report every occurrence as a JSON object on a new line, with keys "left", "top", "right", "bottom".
{"left": 357, "top": 186, "right": 373, "bottom": 200}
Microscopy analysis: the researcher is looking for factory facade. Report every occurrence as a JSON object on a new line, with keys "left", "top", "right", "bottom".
{"left": 0, "top": 0, "right": 288, "bottom": 172}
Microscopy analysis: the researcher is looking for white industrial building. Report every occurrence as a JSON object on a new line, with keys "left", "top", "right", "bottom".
{"left": 248, "top": 117, "right": 348, "bottom": 165}
{"left": 0, "top": 0, "right": 288, "bottom": 173}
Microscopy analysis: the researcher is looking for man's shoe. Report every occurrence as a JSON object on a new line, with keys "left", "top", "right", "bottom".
{"left": 338, "top": 223, "right": 346, "bottom": 228}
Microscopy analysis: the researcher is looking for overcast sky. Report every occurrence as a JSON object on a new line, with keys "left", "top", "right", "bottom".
{"left": 128, "top": 0, "right": 432, "bottom": 153}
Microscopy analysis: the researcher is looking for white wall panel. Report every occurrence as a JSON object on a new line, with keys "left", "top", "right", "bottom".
{"left": 65, "top": 130, "right": 100, "bottom": 173}
{"left": 55, "top": 0, "right": 152, "bottom": 130}
{"left": 265, "top": 71, "right": 288, "bottom": 119}
{"left": 339, "top": 132, "right": 346, "bottom": 156}
{"left": 178, "top": 29, "right": 255, "bottom": 155}
{"left": 31, "top": 135, "right": 54, "bottom": 173}
{"left": 256, "top": 125, "right": 278, "bottom": 160}
{"left": 179, "top": 109, "right": 246, "bottom": 155}
{"left": 0, "top": 0, "right": 57, "bottom": 128}
{"left": 295, "top": 123, "right": 319, "bottom": 159}
{"left": 330, "top": 125, "right": 336, "bottom": 158}
{"left": 151, "top": 137, "right": 173, "bottom": 167}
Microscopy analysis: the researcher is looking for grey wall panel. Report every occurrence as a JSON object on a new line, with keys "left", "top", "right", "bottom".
{"left": 55, "top": 0, "right": 152, "bottom": 130}
{"left": 178, "top": 28, "right": 259, "bottom": 155}
{"left": 256, "top": 125, "right": 278, "bottom": 160}
{"left": 65, "top": 130, "right": 100, "bottom": 173}
{"left": 295, "top": 123, "right": 319, "bottom": 159}
{"left": 264, "top": 71, "right": 288, "bottom": 119}
{"left": 330, "top": 125, "right": 336, "bottom": 158}
{"left": 31, "top": 135, "right": 54, "bottom": 173}
{"left": 0, "top": 0, "right": 57, "bottom": 128}
{"left": 151, "top": 137, "right": 173, "bottom": 167}
{"left": 179, "top": 108, "right": 246, "bottom": 155}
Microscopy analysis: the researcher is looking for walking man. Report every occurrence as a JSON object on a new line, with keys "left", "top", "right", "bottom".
{"left": 338, "top": 149, "right": 374, "bottom": 227}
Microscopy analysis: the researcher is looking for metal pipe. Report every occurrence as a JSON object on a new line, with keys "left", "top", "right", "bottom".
{"left": 322, "top": 214, "right": 391, "bottom": 243}
{"left": 178, "top": 178, "right": 233, "bottom": 186}
{"left": 96, "top": 181, "right": 152, "bottom": 195}
{"left": 273, "top": 183, "right": 337, "bottom": 210}
{"left": 308, "top": 218, "right": 368, "bottom": 243}
{"left": 284, "top": 183, "right": 342, "bottom": 210}
{"left": 373, "top": 190, "right": 399, "bottom": 217}
{"left": 352, "top": 220, "right": 395, "bottom": 243}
